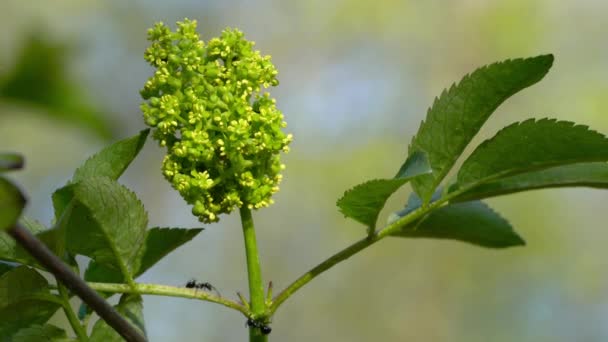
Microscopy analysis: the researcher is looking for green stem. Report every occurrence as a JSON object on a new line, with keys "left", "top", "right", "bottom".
{"left": 269, "top": 198, "right": 447, "bottom": 315}
{"left": 86, "top": 282, "right": 249, "bottom": 315}
{"left": 58, "top": 282, "right": 88, "bottom": 341}
{"left": 240, "top": 207, "right": 267, "bottom": 342}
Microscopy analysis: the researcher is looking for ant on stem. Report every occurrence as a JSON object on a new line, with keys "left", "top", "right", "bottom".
{"left": 184, "top": 279, "right": 221, "bottom": 297}
{"left": 246, "top": 318, "right": 272, "bottom": 335}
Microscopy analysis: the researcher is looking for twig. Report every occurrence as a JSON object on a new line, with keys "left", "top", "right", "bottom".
{"left": 8, "top": 223, "right": 147, "bottom": 342}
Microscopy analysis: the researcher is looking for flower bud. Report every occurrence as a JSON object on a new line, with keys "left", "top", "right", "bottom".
{"left": 141, "top": 19, "right": 291, "bottom": 223}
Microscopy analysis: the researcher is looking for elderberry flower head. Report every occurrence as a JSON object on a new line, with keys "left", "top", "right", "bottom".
{"left": 140, "top": 19, "right": 292, "bottom": 223}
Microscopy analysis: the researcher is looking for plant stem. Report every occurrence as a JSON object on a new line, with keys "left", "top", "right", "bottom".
{"left": 240, "top": 207, "right": 267, "bottom": 342}
{"left": 58, "top": 282, "right": 89, "bottom": 341}
{"left": 8, "top": 224, "right": 147, "bottom": 342}
{"left": 269, "top": 199, "right": 446, "bottom": 315}
{"left": 86, "top": 282, "right": 249, "bottom": 315}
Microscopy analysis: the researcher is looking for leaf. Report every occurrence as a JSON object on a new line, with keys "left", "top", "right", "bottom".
{"left": 51, "top": 186, "right": 73, "bottom": 222}
{"left": 452, "top": 162, "right": 608, "bottom": 202}
{"left": 13, "top": 324, "right": 71, "bottom": 342}
{"left": 51, "top": 129, "right": 149, "bottom": 236}
{"left": 409, "top": 55, "right": 554, "bottom": 203}
{"left": 0, "top": 177, "right": 26, "bottom": 231}
{"left": 393, "top": 150, "right": 432, "bottom": 179}
{"left": 0, "top": 217, "right": 46, "bottom": 268}
{"left": 61, "top": 177, "right": 148, "bottom": 281}
{"left": 0, "top": 266, "right": 62, "bottom": 337}
{"left": 391, "top": 199, "right": 525, "bottom": 248}
{"left": 452, "top": 119, "right": 608, "bottom": 192}
{"left": 72, "top": 129, "right": 149, "bottom": 182}
{"left": 84, "top": 227, "right": 203, "bottom": 283}
{"left": 0, "top": 153, "right": 24, "bottom": 172}
{"left": 0, "top": 262, "right": 17, "bottom": 277}
{"left": 337, "top": 151, "right": 431, "bottom": 230}
{"left": 89, "top": 294, "right": 146, "bottom": 342}
{"left": 136, "top": 227, "right": 203, "bottom": 276}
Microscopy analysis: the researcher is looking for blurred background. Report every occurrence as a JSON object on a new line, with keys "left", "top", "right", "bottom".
{"left": 2, "top": 0, "right": 608, "bottom": 341}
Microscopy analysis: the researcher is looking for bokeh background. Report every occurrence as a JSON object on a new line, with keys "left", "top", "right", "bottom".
{"left": 2, "top": 1, "right": 608, "bottom": 341}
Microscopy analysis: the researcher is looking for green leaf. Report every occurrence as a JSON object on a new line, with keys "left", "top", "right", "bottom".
{"left": 61, "top": 177, "right": 148, "bottom": 281}
{"left": 89, "top": 294, "right": 146, "bottom": 342}
{"left": 337, "top": 151, "right": 431, "bottom": 230}
{"left": 72, "top": 129, "right": 149, "bottom": 182}
{"left": 13, "top": 324, "right": 71, "bottom": 342}
{"left": 391, "top": 199, "right": 525, "bottom": 248}
{"left": 0, "top": 266, "right": 62, "bottom": 337}
{"left": 452, "top": 119, "right": 608, "bottom": 192}
{"left": 0, "top": 262, "right": 17, "bottom": 277}
{"left": 136, "top": 227, "right": 203, "bottom": 276}
{"left": 452, "top": 162, "right": 608, "bottom": 202}
{"left": 0, "top": 153, "right": 24, "bottom": 172}
{"left": 409, "top": 55, "right": 554, "bottom": 203}
{"left": 0, "top": 217, "right": 46, "bottom": 268}
{"left": 52, "top": 130, "right": 148, "bottom": 225}
{"left": 0, "top": 177, "right": 26, "bottom": 230}
{"left": 85, "top": 227, "right": 203, "bottom": 283}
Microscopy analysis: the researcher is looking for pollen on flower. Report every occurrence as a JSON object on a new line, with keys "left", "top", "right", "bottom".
{"left": 140, "top": 19, "right": 292, "bottom": 223}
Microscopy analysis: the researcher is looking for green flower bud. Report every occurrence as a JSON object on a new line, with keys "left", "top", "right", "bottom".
{"left": 140, "top": 19, "right": 291, "bottom": 223}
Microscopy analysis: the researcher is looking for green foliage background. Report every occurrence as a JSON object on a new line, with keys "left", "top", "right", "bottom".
{"left": 2, "top": 1, "right": 608, "bottom": 341}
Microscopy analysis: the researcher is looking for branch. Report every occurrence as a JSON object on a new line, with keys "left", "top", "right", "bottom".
{"left": 8, "top": 224, "right": 147, "bottom": 342}
{"left": 86, "top": 282, "right": 249, "bottom": 316}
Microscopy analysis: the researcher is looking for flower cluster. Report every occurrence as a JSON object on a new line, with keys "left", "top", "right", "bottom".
{"left": 140, "top": 19, "right": 292, "bottom": 223}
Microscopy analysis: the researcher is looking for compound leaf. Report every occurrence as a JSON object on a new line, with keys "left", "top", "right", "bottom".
{"left": 410, "top": 55, "right": 554, "bottom": 203}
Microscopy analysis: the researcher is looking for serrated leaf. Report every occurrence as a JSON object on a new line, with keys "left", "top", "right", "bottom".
{"left": 0, "top": 177, "right": 26, "bottom": 231}
{"left": 137, "top": 227, "right": 203, "bottom": 275}
{"left": 84, "top": 227, "right": 203, "bottom": 284}
{"left": 72, "top": 129, "right": 149, "bottom": 183}
{"left": 0, "top": 266, "right": 62, "bottom": 336}
{"left": 13, "top": 324, "right": 71, "bottom": 342}
{"left": 452, "top": 119, "right": 608, "bottom": 193}
{"left": 452, "top": 162, "right": 608, "bottom": 202}
{"left": 89, "top": 294, "right": 146, "bottom": 342}
{"left": 409, "top": 55, "right": 554, "bottom": 203}
{"left": 0, "top": 153, "right": 24, "bottom": 172}
{"left": 337, "top": 151, "right": 431, "bottom": 230}
{"left": 0, "top": 217, "right": 46, "bottom": 268}
{"left": 61, "top": 177, "right": 148, "bottom": 282}
{"left": 391, "top": 199, "right": 525, "bottom": 248}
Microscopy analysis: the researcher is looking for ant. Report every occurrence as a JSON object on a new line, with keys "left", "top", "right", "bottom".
{"left": 185, "top": 279, "right": 221, "bottom": 296}
{"left": 246, "top": 318, "right": 271, "bottom": 335}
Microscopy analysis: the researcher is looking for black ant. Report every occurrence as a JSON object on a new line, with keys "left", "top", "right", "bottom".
{"left": 246, "top": 318, "right": 271, "bottom": 335}
{"left": 185, "top": 279, "right": 220, "bottom": 296}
